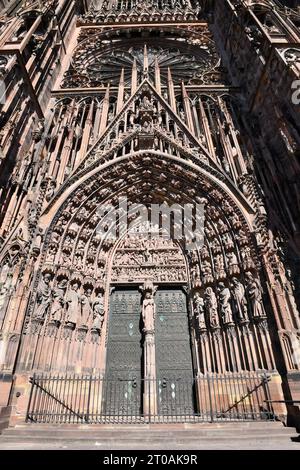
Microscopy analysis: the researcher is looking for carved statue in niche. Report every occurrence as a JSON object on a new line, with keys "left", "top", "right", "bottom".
{"left": 0, "top": 284, "right": 9, "bottom": 322}
{"left": 204, "top": 287, "right": 219, "bottom": 328}
{"left": 231, "top": 277, "right": 248, "bottom": 321}
{"left": 0, "top": 284, "right": 8, "bottom": 307}
{"left": 65, "top": 282, "right": 80, "bottom": 325}
{"left": 230, "top": 213, "right": 242, "bottom": 230}
{"left": 51, "top": 279, "right": 67, "bottom": 323}
{"left": 205, "top": 223, "right": 214, "bottom": 239}
{"left": 0, "top": 260, "right": 12, "bottom": 318}
{"left": 215, "top": 255, "right": 226, "bottom": 280}
{"left": 222, "top": 233, "right": 234, "bottom": 251}
{"left": 45, "top": 181, "right": 56, "bottom": 202}
{"left": 46, "top": 246, "right": 57, "bottom": 263}
{"left": 211, "top": 239, "right": 222, "bottom": 254}
{"left": 217, "top": 219, "right": 227, "bottom": 234}
{"left": 218, "top": 283, "right": 233, "bottom": 325}
{"left": 241, "top": 247, "right": 255, "bottom": 270}
{"left": 61, "top": 252, "right": 71, "bottom": 267}
{"left": 245, "top": 272, "right": 266, "bottom": 318}
{"left": 142, "top": 291, "right": 155, "bottom": 333}
{"left": 80, "top": 289, "right": 92, "bottom": 326}
{"left": 74, "top": 252, "right": 83, "bottom": 270}
{"left": 200, "top": 244, "right": 210, "bottom": 259}
{"left": 202, "top": 260, "right": 214, "bottom": 284}
{"left": 180, "top": 110, "right": 185, "bottom": 122}
{"left": 191, "top": 264, "right": 201, "bottom": 283}
{"left": 92, "top": 292, "right": 104, "bottom": 330}
{"left": 0, "top": 260, "right": 11, "bottom": 287}
{"left": 142, "top": 95, "right": 152, "bottom": 110}
{"left": 237, "top": 229, "right": 248, "bottom": 246}
{"left": 227, "top": 252, "right": 240, "bottom": 275}
{"left": 193, "top": 291, "right": 206, "bottom": 329}
{"left": 34, "top": 273, "right": 52, "bottom": 320}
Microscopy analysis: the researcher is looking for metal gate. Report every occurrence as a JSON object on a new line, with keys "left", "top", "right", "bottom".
{"left": 26, "top": 371, "right": 275, "bottom": 424}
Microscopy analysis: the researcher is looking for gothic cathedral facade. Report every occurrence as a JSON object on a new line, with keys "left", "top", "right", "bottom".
{"left": 0, "top": 0, "right": 300, "bottom": 427}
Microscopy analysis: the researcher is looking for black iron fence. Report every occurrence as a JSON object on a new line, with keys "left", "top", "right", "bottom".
{"left": 26, "top": 371, "right": 275, "bottom": 424}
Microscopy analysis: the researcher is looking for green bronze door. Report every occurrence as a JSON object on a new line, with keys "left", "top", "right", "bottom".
{"left": 155, "top": 288, "right": 195, "bottom": 416}
{"left": 104, "top": 288, "right": 143, "bottom": 415}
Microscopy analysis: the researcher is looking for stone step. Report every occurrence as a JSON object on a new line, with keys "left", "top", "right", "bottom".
{"left": 1, "top": 421, "right": 298, "bottom": 450}
{"left": 1, "top": 425, "right": 296, "bottom": 433}
{"left": 0, "top": 433, "right": 297, "bottom": 443}
{"left": 0, "top": 438, "right": 299, "bottom": 449}
{"left": 2, "top": 428, "right": 296, "bottom": 439}
{"left": 1, "top": 423, "right": 298, "bottom": 440}
{"left": 2, "top": 421, "right": 294, "bottom": 433}
{"left": 2, "top": 422, "right": 292, "bottom": 432}
{"left": 6, "top": 421, "right": 288, "bottom": 430}
{"left": 0, "top": 406, "right": 14, "bottom": 433}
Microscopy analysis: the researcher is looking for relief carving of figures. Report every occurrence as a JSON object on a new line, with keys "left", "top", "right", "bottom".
{"left": 144, "top": 248, "right": 152, "bottom": 263}
{"left": 142, "top": 291, "right": 155, "bottom": 333}
{"left": 34, "top": 273, "right": 52, "bottom": 320}
{"left": 92, "top": 292, "right": 105, "bottom": 330}
{"left": 218, "top": 283, "right": 233, "bottom": 325}
{"left": 204, "top": 287, "right": 219, "bottom": 328}
{"left": 193, "top": 291, "right": 206, "bottom": 329}
{"left": 246, "top": 272, "right": 266, "bottom": 319}
{"left": 51, "top": 279, "right": 67, "bottom": 323}
{"left": 231, "top": 278, "right": 248, "bottom": 321}
{"left": 65, "top": 282, "right": 80, "bottom": 325}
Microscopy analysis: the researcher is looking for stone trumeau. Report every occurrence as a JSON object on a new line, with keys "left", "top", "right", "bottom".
{"left": 0, "top": 0, "right": 299, "bottom": 431}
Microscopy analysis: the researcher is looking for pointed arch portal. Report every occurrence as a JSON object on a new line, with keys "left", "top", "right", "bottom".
{"left": 104, "top": 230, "right": 195, "bottom": 416}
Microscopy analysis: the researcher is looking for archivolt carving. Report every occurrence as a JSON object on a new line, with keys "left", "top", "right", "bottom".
{"left": 23, "top": 142, "right": 260, "bottom": 370}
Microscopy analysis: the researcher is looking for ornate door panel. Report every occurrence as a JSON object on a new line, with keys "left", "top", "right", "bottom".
{"left": 155, "top": 288, "right": 195, "bottom": 415}
{"left": 104, "top": 288, "right": 142, "bottom": 415}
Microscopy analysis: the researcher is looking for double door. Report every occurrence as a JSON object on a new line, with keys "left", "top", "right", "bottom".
{"left": 104, "top": 286, "right": 195, "bottom": 416}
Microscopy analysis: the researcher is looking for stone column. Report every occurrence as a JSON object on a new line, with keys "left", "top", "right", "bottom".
{"left": 141, "top": 282, "right": 157, "bottom": 417}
